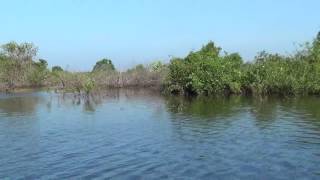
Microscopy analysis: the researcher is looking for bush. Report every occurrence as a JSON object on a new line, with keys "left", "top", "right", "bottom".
{"left": 167, "top": 42, "right": 244, "bottom": 95}
{"left": 27, "top": 59, "right": 49, "bottom": 86}
{"left": 166, "top": 31, "right": 320, "bottom": 96}
{"left": 2, "top": 31, "right": 320, "bottom": 96}
{"left": 92, "top": 58, "right": 115, "bottom": 72}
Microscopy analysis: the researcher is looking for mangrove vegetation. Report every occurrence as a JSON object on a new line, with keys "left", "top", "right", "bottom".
{"left": 1, "top": 31, "right": 320, "bottom": 96}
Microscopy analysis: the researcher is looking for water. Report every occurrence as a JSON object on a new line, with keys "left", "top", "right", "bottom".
{"left": 0, "top": 89, "right": 320, "bottom": 179}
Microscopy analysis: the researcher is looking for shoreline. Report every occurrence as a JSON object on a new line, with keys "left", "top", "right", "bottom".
{"left": 2, "top": 86, "right": 320, "bottom": 99}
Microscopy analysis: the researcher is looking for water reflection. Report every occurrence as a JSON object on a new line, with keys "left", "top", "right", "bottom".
{"left": 0, "top": 90, "right": 320, "bottom": 129}
{"left": 164, "top": 95, "right": 320, "bottom": 131}
{"left": 0, "top": 90, "right": 319, "bottom": 128}
{"left": 165, "top": 95, "right": 245, "bottom": 118}
{"left": 0, "top": 93, "right": 45, "bottom": 117}
{"left": 0, "top": 90, "right": 320, "bottom": 179}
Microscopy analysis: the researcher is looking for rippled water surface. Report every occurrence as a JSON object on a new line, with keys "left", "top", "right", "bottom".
{"left": 0, "top": 89, "right": 320, "bottom": 179}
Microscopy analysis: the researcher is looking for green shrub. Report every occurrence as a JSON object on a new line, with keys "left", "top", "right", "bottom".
{"left": 167, "top": 42, "right": 244, "bottom": 95}
{"left": 166, "top": 31, "right": 320, "bottom": 96}
{"left": 27, "top": 59, "right": 49, "bottom": 86}
{"left": 92, "top": 58, "right": 115, "bottom": 72}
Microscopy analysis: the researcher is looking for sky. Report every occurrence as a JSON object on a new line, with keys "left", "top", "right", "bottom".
{"left": 1, "top": 0, "right": 320, "bottom": 71}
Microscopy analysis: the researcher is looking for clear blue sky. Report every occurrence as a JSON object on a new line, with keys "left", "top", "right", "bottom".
{"left": 1, "top": 0, "right": 320, "bottom": 70}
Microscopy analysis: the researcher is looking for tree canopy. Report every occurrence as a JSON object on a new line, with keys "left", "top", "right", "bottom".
{"left": 52, "top": 66, "right": 63, "bottom": 72}
{"left": 92, "top": 58, "right": 115, "bottom": 72}
{"left": 1, "top": 41, "right": 38, "bottom": 62}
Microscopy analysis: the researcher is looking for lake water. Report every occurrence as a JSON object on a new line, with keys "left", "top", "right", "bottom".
{"left": 0, "top": 89, "right": 320, "bottom": 179}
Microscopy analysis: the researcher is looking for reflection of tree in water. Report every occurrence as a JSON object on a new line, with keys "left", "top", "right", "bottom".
{"left": 245, "top": 96, "right": 320, "bottom": 131}
{"left": 56, "top": 93, "right": 105, "bottom": 113}
{"left": 83, "top": 94, "right": 105, "bottom": 112}
{"left": 0, "top": 94, "right": 44, "bottom": 116}
{"left": 164, "top": 95, "right": 248, "bottom": 143}
{"left": 164, "top": 95, "right": 320, "bottom": 149}
{"left": 165, "top": 95, "right": 245, "bottom": 119}
{"left": 80, "top": 88, "right": 162, "bottom": 113}
{"left": 281, "top": 97, "right": 320, "bottom": 130}
{"left": 291, "top": 97, "right": 320, "bottom": 120}
{"left": 248, "top": 96, "right": 279, "bottom": 129}
{"left": 54, "top": 88, "right": 163, "bottom": 113}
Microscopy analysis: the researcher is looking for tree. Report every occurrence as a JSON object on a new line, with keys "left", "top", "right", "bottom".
{"left": 92, "top": 58, "right": 115, "bottom": 72}
{"left": 200, "top": 41, "right": 221, "bottom": 58}
{"left": 51, "top": 66, "right": 66, "bottom": 88}
{"left": 150, "top": 61, "right": 165, "bottom": 72}
{"left": 52, "top": 66, "right": 63, "bottom": 72}
{"left": 311, "top": 31, "right": 320, "bottom": 62}
{"left": 37, "top": 59, "right": 48, "bottom": 68}
{"left": 185, "top": 41, "right": 221, "bottom": 63}
{"left": 28, "top": 59, "right": 49, "bottom": 86}
{"left": 1, "top": 41, "right": 38, "bottom": 62}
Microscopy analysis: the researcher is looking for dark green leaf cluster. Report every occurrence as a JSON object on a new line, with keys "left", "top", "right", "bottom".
{"left": 52, "top": 66, "right": 63, "bottom": 72}
{"left": 167, "top": 41, "right": 244, "bottom": 95}
{"left": 92, "top": 58, "right": 115, "bottom": 72}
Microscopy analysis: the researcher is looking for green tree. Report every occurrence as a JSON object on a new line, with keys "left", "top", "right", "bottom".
{"left": 167, "top": 41, "right": 243, "bottom": 95}
{"left": 52, "top": 66, "right": 63, "bottom": 72}
{"left": 92, "top": 58, "right": 115, "bottom": 72}
{"left": 1, "top": 41, "right": 38, "bottom": 62}
{"left": 310, "top": 31, "right": 320, "bottom": 63}
{"left": 28, "top": 59, "right": 49, "bottom": 86}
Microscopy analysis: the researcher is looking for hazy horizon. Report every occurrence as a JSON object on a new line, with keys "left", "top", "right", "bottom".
{"left": 1, "top": 0, "right": 320, "bottom": 70}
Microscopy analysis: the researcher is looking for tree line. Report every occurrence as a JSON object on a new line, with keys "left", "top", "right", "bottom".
{"left": 166, "top": 31, "right": 320, "bottom": 96}
{"left": 1, "top": 31, "right": 320, "bottom": 96}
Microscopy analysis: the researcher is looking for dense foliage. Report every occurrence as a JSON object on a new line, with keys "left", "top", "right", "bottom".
{"left": 1, "top": 31, "right": 320, "bottom": 96}
{"left": 92, "top": 58, "right": 115, "bottom": 72}
{"left": 166, "top": 32, "right": 320, "bottom": 96}
{"left": 167, "top": 42, "right": 243, "bottom": 95}
{"left": 0, "top": 42, "right": 49, "bottom": 89}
